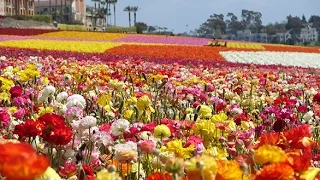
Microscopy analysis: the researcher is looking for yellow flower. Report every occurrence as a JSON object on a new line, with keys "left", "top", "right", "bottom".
{"left": 197, "top": 105, "right": 212, "bottom": 119}
{"left": 166, "top": 139, "right": 194, "bottom": 159}
{"left": 109, "top": 79, "right": 125, "bottom": 90}
{"left": 97, "top": 93, "right": 112, "bottom": 107}
{"left": 211, "top": 112, "right": 228, "bottom": 123}
{"left": 96, "top": 169, "right": 120, "bottom": 180}
{"left": 36, "top": 31, "right": 127, "bottom": 41}
{"left": 16, "top": 65, "right": 40, "bottom": 82}
{"left": 125, "top": 96, "right": 137, "bottom": 107}
{"left": 154, "top": 124, "right": 171, "bottom": 138}
{"left": 39, "top": 167, "right": 61, "bottom": 180}
{"left": 0, "top": 92, "right": 10, "bottom": 101}
{"left": 254, "top": 145, "right": 287, "bottom": 165}
{"left": 151, "top": 74, "right": 165, "bottom": 81}
{"left": 123, "top": 109, "right": 134, "bottom": 120}
{"left": 185, "top": 155, "right": 218, "bottom": 180}
{"left": 0, "top": 40, "right": 120, "bottom": 53}
{"left": 38, "top": 107, "right": 54, "bottom": 116}
{"left": 137, "top": 95, "right": 154, "bottom": 112}
{"left": 204, "top": 147, "right": 228, "bottom": 159}
{"left": 193, "top": 120, "right": 216, "bottom": 139}
{"left": 300, "top": 168, "right": 320, "bottom": 180}
{"left": 42, "top": 77, "right": 50, "bottom": 85}
{"left": 216, "top": 160, "right": 245, "bottom": 180}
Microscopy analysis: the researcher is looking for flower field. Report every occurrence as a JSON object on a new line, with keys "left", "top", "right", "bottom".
{"left": 1, "top": 28, "right": 320, "bottom": 180}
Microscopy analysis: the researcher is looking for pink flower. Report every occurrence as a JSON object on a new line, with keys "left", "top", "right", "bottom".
{"left": 12, "top": 108, "right": 25, "bottom": 119}
{"left": 184, "top": 135, "right": 203, "bottom": 148}
{"left": 0, "top": 109, "right": 10, "bottom": 127}
{"left": 138, "top": 140, "right": 156, "bottom": 153}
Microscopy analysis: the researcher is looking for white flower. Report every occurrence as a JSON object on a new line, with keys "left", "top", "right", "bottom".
{"left": 79, "top": 116, "right": 97, "bottom": 129}
{"left": 92, "top": 131, "right": 113, "bottom": 146}
{"left": 66, "top": 94, "right": 86, "bottom": 109}
{"left": 111, "top": 119, "right": 130, "bottom": 136}
{"left": 303, "top": 111, "right": 314, "bottom": 122}
{"left": 38, "top": 95, "right": 48, "bottom": 103}
{"left": 56, "top": 92, "right": 68, "bottom": 102}
{"left": 71, "top": 120, "right": 81, "bottom": 130}
{"left": 0, "top": 56, "right": 6, "bottom": 61}
{"left": 114, "top": 141, "right": 137, "bottom": 152}
{"left": 42, "top": 85, "right": 56, "bottom": 97}
{"left": 221, "top": 51, "right": 320, "bottom": 68}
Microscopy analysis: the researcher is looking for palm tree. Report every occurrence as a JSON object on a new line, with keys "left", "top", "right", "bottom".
{"left": 123, "top": 6, "right": 131, "bottom": 27}
{"left": 111, "top": 0, "right": 117, "bottom": 26}
{"left": 131, "top": 6, "right": 140, "bottom": 26}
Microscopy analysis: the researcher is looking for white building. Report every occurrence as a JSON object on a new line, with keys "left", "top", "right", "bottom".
{"left": 34, "top": 0, "right": 85, "bottom": 23}
{"left": 300, "top": 25, "right": 319, "bottom": 42}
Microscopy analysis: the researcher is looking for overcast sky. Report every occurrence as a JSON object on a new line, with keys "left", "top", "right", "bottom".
{"left": 87, "top": 0, "right": 319, "bottom": 33}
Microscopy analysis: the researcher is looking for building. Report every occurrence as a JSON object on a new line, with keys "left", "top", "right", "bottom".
{"left": 236, "top": 30, "right": 252, "bottom": 41}
{"left": 85, "top": 5, "right": 104, "bottom": 27}
{"left": 300, "top": 25, "right": 319, "bottom": 42}
{"left": 34, "top": 0, "right": 85, "bottom": 23}
{"left": 251, "top": 33, "right": 268, "bottom": 43}
{"left": 0, "top": 0, "right": 35, "bottom": 16}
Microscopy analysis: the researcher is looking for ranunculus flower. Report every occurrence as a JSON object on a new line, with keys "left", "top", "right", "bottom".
{"left": 110, "top": 119, "right": 130, "bottom": 136}
{"left": 138, "top": 140, "right": 156, "bottom": 153}
{"left": 9, "top": 85, "right": 23, "bottom": 98}
{"left": 0, "top": 142, "right": 49, "bottom": 180}
{"left": 0, "top": 109, "right": 10, "bottom": 128}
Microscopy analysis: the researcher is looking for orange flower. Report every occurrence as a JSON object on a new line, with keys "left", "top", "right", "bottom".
{"left": 216, "top": 160, "right": 244, "bottom": 180}
{"left": 255, "top": 163, "right": 295, "bottom": 180}
{"left": 146, "top": 172, "right": 171, "bottom": 180}
{"left": 0, "top": 142, "right": 49, "bottom": 180}
{"left": 257, "top": 132, "right": 280, "bottom": 147}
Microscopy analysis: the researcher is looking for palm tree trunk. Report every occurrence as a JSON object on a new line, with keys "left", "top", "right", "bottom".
{"left": 113, "top": 3, "right": 116, "bottom": 26}
{"left": 94, "top": 1, "right": 96, "bottom": 27}
{"left": 128, "top": 12, "right": 131, "bottom": 27}
{"left": 64, "top": 0, "right": 66, "bottom": 22}
{"left": 37, "top": 0, "right": 40, "bottom": 14}
{"left": 49, "top": 0, "right": 51, "bottom": 17}
{"left": 60, "top": 0, "right": 62, "bottom": 23}
{"left": 134, "top": 12, "right": 136, "bottom": 26}
{"left": 25, "top": 0, "right": 28, "bottom": 15}
{"left": 55, "top": 0, "right": 57, "bottom": 21}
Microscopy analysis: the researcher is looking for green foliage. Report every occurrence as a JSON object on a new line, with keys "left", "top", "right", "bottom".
{"left": 11, "top": 15, "right": 52, "bottom": 23}
{"left": 105, "top": 26, "right": 136, "bottom": 33}
{"left": 58, "top": 24, "right": 87, "bottom": 31}
{"left": 135, "top": 22, "right": 147, "bottom": 34}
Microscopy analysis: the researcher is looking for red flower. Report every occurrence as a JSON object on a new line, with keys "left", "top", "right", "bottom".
{"left": 13, "top": 119, "right": 44, "bottom": 138}
{"left": 0, "top": 142, "right": 49, "bottom": 180}
{"left": 9, "top": 85, "right": 23, "bottom": 98}
{"left": 82, "top": 165, "right": 94, "bottom": 176}
{"left": 42, "top": 126, "right": 73, "bottom": 145}
{"left": 38, "top": 113, "right": 73, "bottom": 145}
{"left": 38, "top": 113, "right": 66, "bottom": 127}
{"left": 283, "top": 124, "right": 312, "bottom": 149}
{"left": 297, "top": 105, "right": 308, "bottom": 113}
{"left": 146, "top": 172, "right": 171, "bottom": 180}
{"left": 59, "top": 161, "right": 77, "bottom": 177}
{"left": 286, "top": 148, "right": 311, "bottom": 172}
{"left": 313, "top": 92, "right": 320, "bottom": 105}
{"left": 258, "top": 132, "right": 280, "bottom": 147}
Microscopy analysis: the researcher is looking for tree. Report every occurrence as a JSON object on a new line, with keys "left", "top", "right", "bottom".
{"left": 108, "top": 0, "right": 117, "bottom": 26}
{"left": 309, "top": 15, "right": 320, "bottom": 31}
{"left": 286, "top": 15, "right": 303, "bottom": 34}
{"left": 124, "top": 6, "right": 132, "bottom": 27}
{"left": 131, "top": 6, "right": 140, "bottom": 26}
{"left": 302, "top": 14, "right": 307, "bottom": 23}
{"left": 214, "top": 25, "right": 222, "bottom": 38}
{"left": 135, "top": 22, "right": 147, "bottom": 33}
{"left": 195, "top": 13, "right": 226, "bottom": 38}
{"left": 241, "top": 9, "right": 263, "bottom": 33}
{"left": 148, "top": 26, "right": 156, "bottom": 32}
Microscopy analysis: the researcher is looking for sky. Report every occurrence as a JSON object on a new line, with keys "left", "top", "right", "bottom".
{"left": 86, "top": 0, "right": 320, "bottom": 33}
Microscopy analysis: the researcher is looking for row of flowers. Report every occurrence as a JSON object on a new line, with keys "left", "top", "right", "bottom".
{"left": 220, "top": 51, "right": 320, "bottom": 68}
{"left": 0, "top": 40, "right": 120, "bottom": 53}
{"left": 226, "top": 42, "right": 265, "bottom": 50}
{"left": 0, "top": 28, "right": 58, "bottom": 36}
{"left": 0, "top": 54, "right": 320, "bottom": 179}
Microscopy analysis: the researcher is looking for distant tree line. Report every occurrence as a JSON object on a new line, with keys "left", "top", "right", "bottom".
{"left": 191, "top": 9, "right": 320, "bottom": 43}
